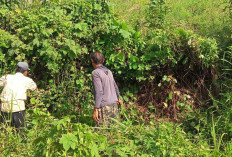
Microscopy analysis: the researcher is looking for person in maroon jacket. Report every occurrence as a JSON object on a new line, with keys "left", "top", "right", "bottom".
{"left": 91, "top": 52, "right": 120, "bottom": 127}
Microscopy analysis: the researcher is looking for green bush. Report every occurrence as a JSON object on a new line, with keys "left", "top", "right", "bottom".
{"left": 0, "top": 0, "right": 219, "bottom": 117}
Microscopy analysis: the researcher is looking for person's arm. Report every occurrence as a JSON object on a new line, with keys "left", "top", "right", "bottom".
{"left": 92, "top": 72, "right": 103, "bottom": 109}
{"left": 92, "top": 71, "right": 103, "bottom": 123}
{"left": 113, "top": 78, "right": 123, "bottom": 107}
{"left": 0, "top": 75, "right": 7, "bottom": 87}
{"left": 93, "top": 107, "right": 99, "bottom": 123}
{"left": 113, "top": 80, "right": 120, "bottom": 100}
{"left": 25, "top": 78, "right": 37, "bottom": 91}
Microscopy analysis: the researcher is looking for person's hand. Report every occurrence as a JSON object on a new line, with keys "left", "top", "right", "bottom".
{"left": 117, "top": 99, "right": 123, "bottom": 107}
{"left": 92, "top": 108, "right": 99, "bottom": 123}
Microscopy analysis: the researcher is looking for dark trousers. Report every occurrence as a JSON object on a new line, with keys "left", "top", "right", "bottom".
{"left": 0, "top": 110, "right": 25, "bottom": 128}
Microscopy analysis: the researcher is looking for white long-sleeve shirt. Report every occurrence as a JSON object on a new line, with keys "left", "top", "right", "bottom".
{"left": 0, "top": 73, "right": 37, "bottom": 112}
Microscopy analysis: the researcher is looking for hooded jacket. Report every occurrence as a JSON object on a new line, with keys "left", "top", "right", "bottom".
{"left": 92, "top": 65, "right": 120, "bottom": 108}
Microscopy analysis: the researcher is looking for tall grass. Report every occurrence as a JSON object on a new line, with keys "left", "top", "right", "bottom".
{"left": 110, "top": 0, "right": 149, "bottom": 30}
{"left": 164, "top": 0, "right": 231, "bottom": 45}
{"left": 111, "top": 0, "right": 231, "bottom": 45}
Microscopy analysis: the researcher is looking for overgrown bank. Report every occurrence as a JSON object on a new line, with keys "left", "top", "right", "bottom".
{"left": 0, "top": 0, "right": 231, "bottom": 156}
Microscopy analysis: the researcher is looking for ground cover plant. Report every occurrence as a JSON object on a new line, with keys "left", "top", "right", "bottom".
{"left": 0, "top": 0, "right": 231, "bottom": 156}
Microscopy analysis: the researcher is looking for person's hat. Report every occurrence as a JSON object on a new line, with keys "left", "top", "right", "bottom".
{"left": 17, "top": 62, "right": 30, "bottom": 71}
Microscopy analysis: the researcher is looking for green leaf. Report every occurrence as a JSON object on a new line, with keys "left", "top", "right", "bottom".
{"left": 119, "top": 29, "right": 130, "bottom": 39}
{"left": 33, "top": 38, "right": 40, "bottom": 47}
{"left": 129, "top": 55, "right": 139, "bottom": 62}
{"left": 162, "top": 75, "right": 167, "bottom": 81}
{"left": 30, "top": 98, "right": 36, "bottom": 105}
{"left": 94, "top": 4, "right": 102, "bottom": 10}
{"left": 65, "top": 39, "right": 80, "bottom": 58}
{"left": 11, "top": 40, "right": 21, "bottom": 48}
{"left": 121, "top": 22, "right": 128, "bottom": 31}
{"left": 117, "top": 52, "right": 125, "bottom": 62}
{"left": 90, "top": 142, "right": 99, "bottom": 156}
{"left": 132, "top": 56, "right": 139, "bottom": 62}
{"left": 0, "top": 42, "right": 8, "bottom": 48}
{"left": 123, "top": 96, "right": 129, "bottom": 102}
{"left": 168, "top": 92, "right": 173, "bottom": 100}
{"left": 74, "top": 22, "right": 88, "bottom": 31}
{"left": 132, "top": 63, "right": 138, "bottom": 69}
{"left": 65, "top": 39, "right": 75, "bottom": 48}
{"left": 59, "top": 133, "right": 78, "bottom": 151}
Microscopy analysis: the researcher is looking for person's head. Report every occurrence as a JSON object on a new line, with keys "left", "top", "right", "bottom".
{"left": 16, "top": 62, "right": 30, "bottom": 76}
{"left": 90, "top": 52, "right": 105, "bottom": 69}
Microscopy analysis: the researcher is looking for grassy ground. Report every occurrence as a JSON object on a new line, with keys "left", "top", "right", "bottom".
{"left": 166, "top": 0, "right": 231, "bottom": 44}
{"left": 110, "top": 0, "right": 231, "bottom": 44}
{"left": 110, "top": 0, "right": 149, "bottom": 30}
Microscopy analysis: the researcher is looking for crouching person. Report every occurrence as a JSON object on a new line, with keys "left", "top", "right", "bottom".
{"left": 91, "top": 52, "right": 120, "bottom": 127}
{"left": 0, "top": 62, "right": 37, "bottom": 129}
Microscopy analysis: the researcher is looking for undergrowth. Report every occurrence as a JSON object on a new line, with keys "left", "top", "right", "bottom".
{"left": 0, "top": 107, "right": 213, "bottom": 156}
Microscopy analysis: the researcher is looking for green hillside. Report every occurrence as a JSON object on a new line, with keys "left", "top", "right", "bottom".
{"left": 111, "top": 0, "right": 232, "bottom": 45}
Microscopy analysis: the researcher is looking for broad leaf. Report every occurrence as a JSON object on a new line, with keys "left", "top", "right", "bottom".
{"left": 119, "top": 29, "right": 130, "bottom": 39}
{"left": 59, "top": 133, "right": 78, "bottom": 151}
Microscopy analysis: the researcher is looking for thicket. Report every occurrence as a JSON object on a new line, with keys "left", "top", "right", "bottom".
{"left": 0, "top": 0, "right": 231, "bottom": 156}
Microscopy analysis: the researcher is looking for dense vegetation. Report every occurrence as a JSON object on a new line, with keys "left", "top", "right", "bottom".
{"left": 0, "top": 0, "right": 231, "bottom": 156}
